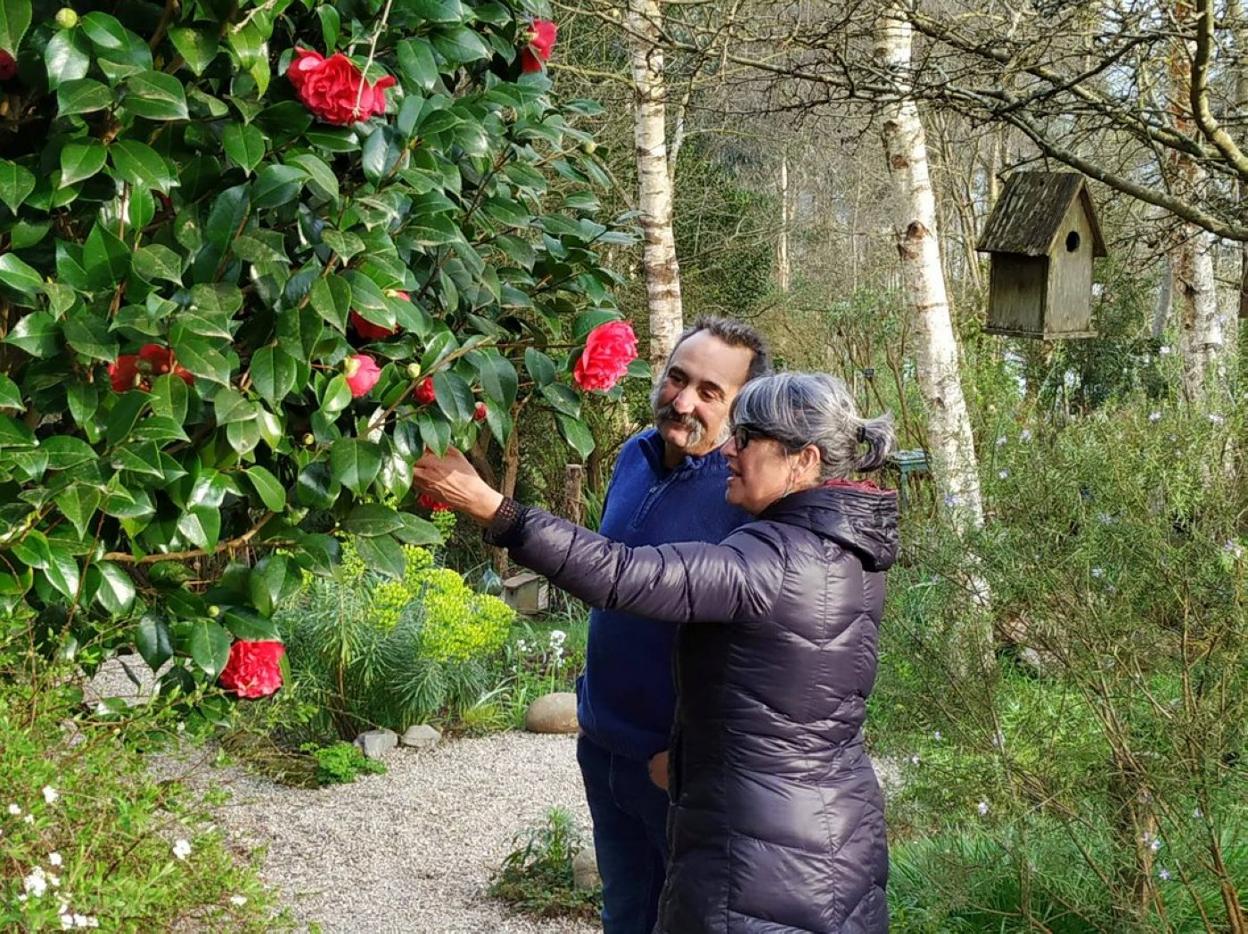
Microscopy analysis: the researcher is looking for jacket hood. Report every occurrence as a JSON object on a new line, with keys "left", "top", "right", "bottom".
{"left": 761, "top": 481, "right": 899, "bottom": 571}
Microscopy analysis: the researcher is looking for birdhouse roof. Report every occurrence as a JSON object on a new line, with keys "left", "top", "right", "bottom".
{"left": 977, "top": 172, "right": 1107, "bottom": 258}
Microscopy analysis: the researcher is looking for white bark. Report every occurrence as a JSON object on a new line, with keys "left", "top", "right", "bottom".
{"left": 628, "top": 0, "right": 683, "bottom": 371}
{"left": 1173, "top": 222, "right": 1225, "bottom": 402}
{"left": 875, "top": 9, "right": 985, "bottom": 536}
{"left": 777, "top": 154, "right": 791, "bottom": 293}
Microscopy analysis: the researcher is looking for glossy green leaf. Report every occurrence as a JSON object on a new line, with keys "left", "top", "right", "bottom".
{"left": 58, "top": 141, "right": 107, "bottom": 187}
{"left": 122, "top": 70, "right": 189, "bottom": 120}
{"left": 135, "top": 613, "right": 173, "bottom": 670}
{"left": 0, "top": 252, "right": 42, "bottom": 295}
{"left": 0, "top": 159, "right": 35, "bottom": 213}
{"left": 131, "top": 244, "right": 183, "bottom": 284}
{"left": 83, "top": 222, "right": 131, "bottom": 290}
{"left": 188, "top": 618, "right": 231, "bottom": 678}
{"left": 310, "top": 275, "right": 351, "bottom": 331}
{"left": 169, "top": 26, "right": 219, "bottom": 75}
{"left": 343, "top": 503, "right": 404, "bottom": 537}
{"left": 223, "top": 123, "right": 266, "bottom": 174}
{"left": 57, "top": 78, "right": 113, "bottom": 117}
{"left": 330, "top": 438, "right": 382, "bottom": 494}
{"left": 0, "top": 0, "right": 32, "bottom": 60}
{"left": 93, "top": 562, "right": 135, "bottom": 615}
{"left": 354, "top": 532, "right": 405, "bottom": 579}
{"left": 556, "top": 413, "right": 595, "bottom": 460}
{"left": 110, "top": 140, "right": 176, "bottom": 194}
{"left": 245, "top": 465, "right": 286, "bottom": 511}
{"left": 251, "top": 346, "right": 297, "bottom": 404}
{"left": 43, "top": 544, "right": 80, "bottom": 600}
{"left": 397, "top": 39, "right": 439, "bottom": 92}
{"left": 44, "top": 29, "right": 91, "bottom": 89}
{"left": 0, "top": 374, "right": 23, "bottom": 410}
{"left": 223, "top": 606, "right": 280, "bottom": 640}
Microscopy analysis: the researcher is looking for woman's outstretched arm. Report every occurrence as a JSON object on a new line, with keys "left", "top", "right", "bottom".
{"left": 411, "top": 448, "right": 783, "bottom": 624}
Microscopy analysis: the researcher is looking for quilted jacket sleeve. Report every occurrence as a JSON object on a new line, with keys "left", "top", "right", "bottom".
{"left": 488, "top": 503, "right": 784, "bottom": 624}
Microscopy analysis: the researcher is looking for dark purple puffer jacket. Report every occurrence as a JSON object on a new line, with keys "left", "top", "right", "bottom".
{"left": 487, "top": 481, "right": 898, "bottom": 933}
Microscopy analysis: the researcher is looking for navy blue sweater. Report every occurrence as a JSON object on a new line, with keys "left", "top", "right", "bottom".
{"left": 576, "top": 428, "right": 750, "bottom": 761}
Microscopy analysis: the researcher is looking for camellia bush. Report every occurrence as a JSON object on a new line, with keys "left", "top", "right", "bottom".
{"left": 0, "top": 0, "right": 640, "bottom": 711}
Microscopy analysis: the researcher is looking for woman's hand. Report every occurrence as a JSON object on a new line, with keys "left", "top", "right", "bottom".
{"left": 411, "top": 448, "right": 505, "bottom": 525}
{"left": 648, "top": 750, "right": 669, "bottom": 791}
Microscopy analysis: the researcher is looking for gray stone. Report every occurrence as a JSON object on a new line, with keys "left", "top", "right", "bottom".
{"left": 354, "top": 729, "right": 398, "bottom": 760}
{"left": 572, "top": 846, "right": 601, "bottom": 891}
{"left": 400, "top": 724, "right": 442, "bottom": 750}
{"left": 524, "top": 692, "right": 578, "bottom": 734}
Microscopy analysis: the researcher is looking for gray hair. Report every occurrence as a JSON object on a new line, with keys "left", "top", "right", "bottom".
{"left": 730, "top": 372, "right": 896, "bottom": 478}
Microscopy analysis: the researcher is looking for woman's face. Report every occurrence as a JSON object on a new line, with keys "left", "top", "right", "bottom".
{"left": 723, "top": 428, "right": 815, "bottom": 514}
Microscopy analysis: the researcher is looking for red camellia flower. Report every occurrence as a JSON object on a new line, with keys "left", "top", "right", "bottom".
{"left": 349, "top": 312, "right": 399, "bottom": 342}
{"left": 573, "top": 320, "right": 638, "bottom": 392}
{"left": 108, "top": 344, "right": 194, "bottom": 392}
{"left": 474, "top": 401, "right": 488, "bottom": 422}
{"left": 414, "top": 376, "right": 436, "bottom": 406}
{"left": 418, "top": 491, "right": 452, "bottom": 512}
{"left": 219, "top": 640, "right": 285, "bottom": 699}
{"left": 0, "top": 51, "right": 16, "bottom": 81}
{"left": 344, "top": 353, "right": 381, "bottom": 397}
{"left": 286, "top": 48, "right": 396, "bottom": 126}
{"left": 348, "top": 291, "right": 408, "bottom": 341}
{"left": 519, "top": 19, "right": 557, "bottom": 73}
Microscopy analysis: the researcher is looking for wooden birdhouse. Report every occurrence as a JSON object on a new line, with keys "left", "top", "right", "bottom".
{"left": 977, "top": 172, "right": 1107, "bottom": 339}
{"left": 502, "top": 571, "right": 549, "bottom": 616}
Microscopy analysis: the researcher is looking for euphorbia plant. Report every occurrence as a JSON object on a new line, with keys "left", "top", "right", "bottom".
{"left": 0, "top": 0, "right": 639, "bottom": 709}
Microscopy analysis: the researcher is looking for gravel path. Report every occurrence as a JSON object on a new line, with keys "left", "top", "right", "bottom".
{"left": 171, "top": 732, "right": 599, "bottom": 934}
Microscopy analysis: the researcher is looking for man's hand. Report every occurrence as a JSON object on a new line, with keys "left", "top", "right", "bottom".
{"left": 412, "top": 448, "right": 505, "bottom": 525}
{"left": 648, "top": 750, "right": 669, "bottom": 791}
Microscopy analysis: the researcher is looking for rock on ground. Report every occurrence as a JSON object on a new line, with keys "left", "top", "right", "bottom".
{"left": 177, "top": 732, "right": 598, "bottom": 934}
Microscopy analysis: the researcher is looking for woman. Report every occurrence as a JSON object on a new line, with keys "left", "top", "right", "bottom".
{"left": 413, "top": 372, "right": 898, "bottom": 934}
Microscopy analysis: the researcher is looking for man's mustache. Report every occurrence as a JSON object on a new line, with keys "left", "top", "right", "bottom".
{"left": 655, "top": 405, "right": 704, "bottom": 435}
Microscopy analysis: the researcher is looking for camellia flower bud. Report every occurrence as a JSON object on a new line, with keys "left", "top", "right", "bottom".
{"left": 581, "top": 140, "right": 598, "bottom": 156}
{"left": 414, "top": 375, "right": 436, "bottom": 406}
{"left": 302, "top": 433, "right": 315, "bottom": 446}
{"left": 207, "top": 605, "right": 221, "bottom": 618}
{"left": 344, "top": 353, "right": 381, "bottom": 397}
{"left": 406, "top": 362, "right": 422, "bottom": 380}
{"left": 55, "top": 7, "right": 79, "bottom": 28}
{"left": 474, "top": 401, "right": 488, "bottom": 422}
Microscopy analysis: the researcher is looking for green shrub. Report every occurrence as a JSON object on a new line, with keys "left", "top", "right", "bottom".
{"left": 307, "top": 741, "right": 386, "bottom": 786}
{"left": 0, "top": 628, "right": 283, "bottom": 931}
{"left": 273, "top": 539, "right": 515, "bottom": 740}
{"left": 872, "top": 396, "right": 1248, "bottom": 930}
{"left": 489, "top": 807, "right": 600, "bottom": 920}
{"left": 0, "top": 0, "right": 637, "bottom": 720}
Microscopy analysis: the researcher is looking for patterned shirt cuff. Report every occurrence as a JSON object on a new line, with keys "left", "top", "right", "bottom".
{"left": 483, "top": 496, "right": 524, "bottom": 546}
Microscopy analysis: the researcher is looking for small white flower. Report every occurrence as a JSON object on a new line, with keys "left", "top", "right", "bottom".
{"left": 998, "top": 469, "right": 1009, "bottom": 480}
{"left": 172, "top": 839, "right": 192, "bottom": 861}
{"left": 991, "top": 730, "right": 1005, "bottom": 749}
{"left": 944, "top": 493, "right": 959, "bottom": 507}
{"left": 996, "top": 435, "right": 1007, "bottom": 447}
{"left": 229, "top": 895, "right": 248, "bottom": 907}
{"left": 1159, "top": 345, "right": 1171, "bottom": 355}
{"left": 1019, "top": 429, "right": 1032, "bottom": 442}
{"left": 909, "top": 754, "right": 921, "bottom": 766}
{"left": 49, "top": 852, "right": 62, "bottom": 867}
{"left": 977, "top": 800, "right": 989, "bottom": 816}
{"left": 1208, "top": 413, "right": 1225, "bottom": 425}
{"left": 1193, "top": 807, "right": 1203, "bottom": 818}
{"left": 8, "top": 803, "right": 21, "bottom": 816}
{"left": 1224, "top": 541, "right": 1244, "bottom": 560}
{"left": 49, "top": 873, "right": 60, "bottom": 888}
{"left": 24, "top": 866, "right": 48, "bottom": 897}
{"left": 23, "top": 813, "right": 34, "bottom": 824}
{"left": 42, "top": 786, "right": 59, "bottom": 805}
{"left": 1091, "top": 568, "right": 1104, "bottom": 578}
{"left": 176, "top": 721, "right": 186, "bottom": 734}
{"left": 95, "top": 702, "right": 109, "bottom": 716}
{"left": 1096, "top": 512, "right": 1114, "bottom": 525}
{"left": 1150, "top": 838, "right": 1162, "bottom": 852}
{"left": 1157, "top": 867, "right": 1171, "bottom": 881}
{"left": 933, "top": 730, "right": 942, "bottom": 741}
{"left": 61, "top": 914, "right": 75, "bottom": 931}
{"left": 1148, "top": 411, "right": 1162, "bottom": 423}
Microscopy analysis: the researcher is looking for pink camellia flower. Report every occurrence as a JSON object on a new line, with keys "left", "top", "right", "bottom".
{"left": 519, "top": 19, "right": 557, "bottom": 73}
{"left": 344, "top": 354, "right": 382, "bottom": 397}
{"left": 219, "top": 640, "right": 285, "bottom": 699}
{"left": 573, "top": 320, "right": 638, "bottom": 392}
{"left": 286, "top": 48, "right": 396, "bottom": 125}
{"left": 108, "top": 344, "right": 194, "bottom": 392}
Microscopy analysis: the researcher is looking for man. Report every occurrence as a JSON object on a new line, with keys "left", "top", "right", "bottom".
{"left": 576, "top": 317, "right": 771, "bottom": 934}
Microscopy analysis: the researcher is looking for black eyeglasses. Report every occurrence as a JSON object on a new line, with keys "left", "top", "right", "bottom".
{"left": 731, "top": 424, "right": 768, "bottom": 450}
{"left": 731, "top": 423, "right": 809, "bottom": 454}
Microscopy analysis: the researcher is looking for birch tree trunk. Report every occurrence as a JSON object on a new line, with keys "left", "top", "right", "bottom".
{"left": 627, "top": 0, "right": 683, "bottom": 370}
{"left": 875, "top": 8, "right": 985, "bottom": 536}
{"left": 777, "top": 153, "right": 791, "bottom": 292}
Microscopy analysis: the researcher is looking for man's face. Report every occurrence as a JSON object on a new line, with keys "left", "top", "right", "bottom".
{"left": 651, "top": 331, "right": 755, "bottom": 457}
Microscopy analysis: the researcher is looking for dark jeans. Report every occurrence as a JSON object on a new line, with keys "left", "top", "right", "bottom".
{"left": 577, "top": 734, "right": 670, "bottom": 934}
